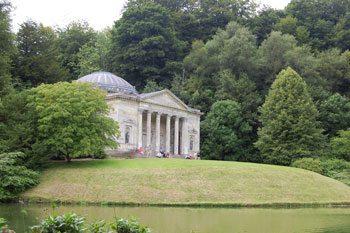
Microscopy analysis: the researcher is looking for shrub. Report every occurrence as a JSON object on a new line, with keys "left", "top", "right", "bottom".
{"left": 30, "top": 212, "right": 87, "bottom": 233}
{"left": 0, "top": 152, "right": 39, "bottom": 199}
{"left": 111, "top": 217, "right": 151, "bottom": 233}
{"left": 320, "top": 159, "right": 350, "bottom": 176}
{"left": 330, "top": 129, "right": 350, "bottom": 161}
{"left": 291, "top": 158, "right": 323, "bottom": 174}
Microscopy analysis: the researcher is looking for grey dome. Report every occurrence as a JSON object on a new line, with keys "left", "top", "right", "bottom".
{"left": 77, "top": 71, "right": 138, "bottom": 95}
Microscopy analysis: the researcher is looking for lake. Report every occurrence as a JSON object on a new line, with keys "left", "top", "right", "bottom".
{"left": 1, "top": 203, "right": 350, "bottom": 233}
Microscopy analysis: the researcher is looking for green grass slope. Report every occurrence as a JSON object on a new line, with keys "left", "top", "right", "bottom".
{"left": 21, "top": 159, "right": 350, "bottom": 206}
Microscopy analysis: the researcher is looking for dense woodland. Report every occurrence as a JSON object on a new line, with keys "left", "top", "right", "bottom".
{"left": 2, "top": 0, "right": 350, "bottom": 196}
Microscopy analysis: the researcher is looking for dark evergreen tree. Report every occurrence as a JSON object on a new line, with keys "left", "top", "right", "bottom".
{"left": 13, "top": 20, "right": 68, "bottom": 87}
{"left": 0, "top": 1, "right": 15, "bottom": 97}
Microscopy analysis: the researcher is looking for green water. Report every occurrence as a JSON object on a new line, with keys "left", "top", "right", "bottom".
{"left": 1, "top": 204, "right": 350, "bottom": 233}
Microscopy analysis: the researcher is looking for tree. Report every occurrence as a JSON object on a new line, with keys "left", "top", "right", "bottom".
{"left": 255, "top": 67, "right": 325, "bottom": 165}
{"left": 0, "top": 152, "right": 39, "bottom": 199}
{"left": 76, "top": 31, "right": 111, "bottom": 77}
{"left": 256, "top": 31, "right": 296, "bottom": 90}
{"left": 319, "top": 93, "right": 350, "bottom": 138}
{"left": 201, "top": 100, "right": 252, "bottom": 161}
{"left": 57, "top": 21, "right": 97, "bottom": 81}
{"left": 13, "top": 20, "right": 68, "bottom": 87}
{"left": 110, "top": 2, "right": 185, "bottom": 89}
{"left": 0, "top": 1, "right": 15, "bottom": 97}
{"left": 27, "top": 82, "right": 120, "bottom": 162}
{"left": 330, "top": 129, "right": 350, "bottom": 161}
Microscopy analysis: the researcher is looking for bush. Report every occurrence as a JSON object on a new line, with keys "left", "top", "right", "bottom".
{"left": 28, "top": 213, "right": 151, "bottom": 233}
{"left": 0, "top": 152, "right": 39, "bottom": 199}
{"left": 291, "top": 158, "right": 323, "bottom": 174}
{"left": 111, "top": 217, "right": 151, "bottom": 233}
{"left": 330, "top": 129, "right": 350, "bottom": 161}
{"left": 320, "top": 159, "right": 350, "bottom": 176}
{"left": 30, "top": 212, "right": 87, "bottom": 233}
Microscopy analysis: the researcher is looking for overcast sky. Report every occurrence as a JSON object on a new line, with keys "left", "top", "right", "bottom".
{"left": 10, "top": 0, "right": 290, "bottom": 32}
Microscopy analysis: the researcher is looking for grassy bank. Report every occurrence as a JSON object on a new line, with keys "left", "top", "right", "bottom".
{"left": 20, "top": 159, "right": 350, "bottom": 206}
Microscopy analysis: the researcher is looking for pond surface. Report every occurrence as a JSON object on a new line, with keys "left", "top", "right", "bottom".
{"left": 1, "top": 203, "right": 350, "bottom": 233}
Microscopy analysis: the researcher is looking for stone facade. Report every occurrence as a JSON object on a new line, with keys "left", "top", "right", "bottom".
{"left": 106, "top": 89, "right": 201, "bottom": 156}
{"left": 76, "top": 71, "right": 201, "bottom": 156}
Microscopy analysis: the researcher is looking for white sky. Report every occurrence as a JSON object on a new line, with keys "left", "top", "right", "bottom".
{"left": 10, "top": 0, "right": 290, "bottom": 32}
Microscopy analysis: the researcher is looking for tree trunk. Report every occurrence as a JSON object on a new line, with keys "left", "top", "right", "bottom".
{"left": 64, "top": 154, "right": 71, "bottom": 162}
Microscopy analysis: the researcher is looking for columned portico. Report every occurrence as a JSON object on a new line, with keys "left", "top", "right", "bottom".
{"left": 137, "top": 109, "right": 191, "bottom": 155}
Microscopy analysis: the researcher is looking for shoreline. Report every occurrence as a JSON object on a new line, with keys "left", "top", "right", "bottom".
{"left": 3, "top": 197, "right": 350, "bottom": 209}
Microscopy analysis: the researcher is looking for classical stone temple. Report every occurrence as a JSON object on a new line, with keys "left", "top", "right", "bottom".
{"left": 77, "top": 71, "right": 201, "bottom": 156}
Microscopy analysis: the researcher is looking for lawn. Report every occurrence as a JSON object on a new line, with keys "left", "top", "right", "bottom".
{"left": 21, "top": 158, "right": 350, "bottom": 206}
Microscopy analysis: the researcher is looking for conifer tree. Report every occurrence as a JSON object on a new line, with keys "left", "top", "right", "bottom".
{"left": 255, "top": 67, "right": 325, "bottom": 165}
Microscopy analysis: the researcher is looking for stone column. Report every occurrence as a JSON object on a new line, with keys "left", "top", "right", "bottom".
{"left": 166, "top": 115, "right": 171, "bottom": 153}
{"left": 181, "top": 117, "right": 189, "bottom": 154}
{"left": 146, "top": 111, "right": 152, "bottom": 147}
{"left": 174, "top": 116, "right": 179, "bottom": 155}
{"left": 137, "top": 109, "right": 143, "bottom": 149}
{"left": 155, "top": 112, "right": 161, "bottom": 152}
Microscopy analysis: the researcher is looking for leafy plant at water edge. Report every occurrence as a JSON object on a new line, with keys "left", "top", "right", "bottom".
{"left": 0, "top": 152, "right": 39, "bottom": 199}
{"left": 0, "top": 218, "right": 8, "bottom": 233}
{"left": 30, "top": 212, "right": 87, "bottom": 233}
{"left": 111, "top": 217, "right": 151, "bottom": 233}
{"left": 88, "top": 220, "right": 106, "bottom": 233}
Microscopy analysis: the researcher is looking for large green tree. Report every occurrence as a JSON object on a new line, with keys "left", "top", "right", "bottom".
{"left": 0, "top": 1, "right": 15, "bottom": 97}
{"left": 28, "top": 82, "right": 120, "bottom": 162}
{"left": 110, "top": 2, "right": 185, "bottom": 89}
{"left": 57, "top": 21, "right": 96, "bottom": 81}
{"left": 255, "top": 67, "right": 325, "bottom": 165}
{"left": 201, "top": 100, "right": 252, "bottom": 161}
{"left": 13, "top": 20, "right": 68, "bottom": 87}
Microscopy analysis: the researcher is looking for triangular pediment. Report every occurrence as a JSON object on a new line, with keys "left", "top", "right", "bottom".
{"left": 140, "top": 89, "right": 189, "bottom": 110}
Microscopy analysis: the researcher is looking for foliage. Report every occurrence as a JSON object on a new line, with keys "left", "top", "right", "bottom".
{"left": 57, "top": 21, "right": 97, "bottom": 81}
{"left": 330, "top": 129, "right": 350, "bottom": 161}
{"left": 88, "top": 220, "right": 106, "bottom": 233}
{"left": 0, "top": 0, "right": 15, "bottom": 98}
{"left": 12, "top": 20, "right": 68, "bottom": 87}
{"left": 319, "top": 93, "right": 350, "bottom": 138}
{"left": 201, "top": 100, "right": 252, "bottom": 161}
{"left": 30, "top": 212, "right": 87, "bottom": 233}
{"left": 27, "top": 82, "right": 120, "bottom": 162}
{"left": 76, "top": 31, "right": 111, "bottom": 77}
{"left": 320, "top": 159, "right": 350, "bottom": 186}
{"left": 321, "top": 159, "right": 350, "bottom": 176}
{"left": 0, "top": 218, "right": 8, "bottom": 233}
{"left": 110, "top": 2, "right": 185, "bottom": 89}
{"left": 291, "top": 158, "right": 323, "bottom": 174}
{"left": 142, "top": 80, "right": 163, "bottom": 93}
{"left": 111, "top": 217, "right": 151, "bottom": 233}
{"left": 0, "top": 152, "right": 39, "bottom": 199}
{"left": 255, "top": 67, "right": 325, "bottom": 165}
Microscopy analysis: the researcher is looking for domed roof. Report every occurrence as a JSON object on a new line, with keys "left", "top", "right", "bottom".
{"left": 77, "top": 71, "right": 138, "bottom": 95}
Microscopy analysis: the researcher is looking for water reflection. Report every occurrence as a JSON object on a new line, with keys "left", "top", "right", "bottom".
{"left": 1, "top": 204, "right": 350, "bottom": 233}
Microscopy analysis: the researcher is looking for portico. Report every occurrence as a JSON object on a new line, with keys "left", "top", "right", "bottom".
{"left": 138, "top": 110, "right": 189, "bottom": 155}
